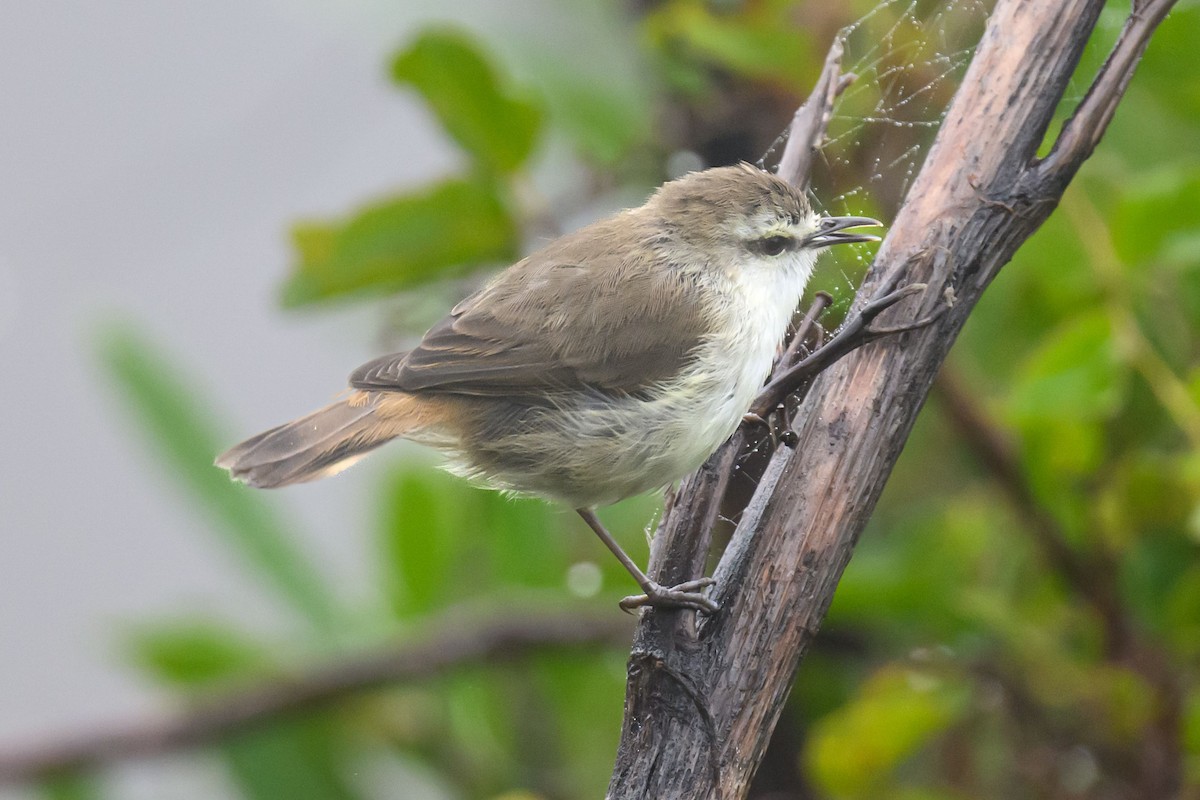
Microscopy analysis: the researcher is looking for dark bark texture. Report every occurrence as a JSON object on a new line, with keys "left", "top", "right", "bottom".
{"left": 606, "top": 0, "right": 1177, "bottom": 797}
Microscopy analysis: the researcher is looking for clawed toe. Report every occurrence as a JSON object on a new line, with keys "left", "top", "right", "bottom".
{"left": 619, "top": 577, "right": 718, "bottom": 614}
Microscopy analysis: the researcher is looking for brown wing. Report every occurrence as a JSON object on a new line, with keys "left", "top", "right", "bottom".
{"left": 350, "top": 220, "right": 708, "bottom": 400}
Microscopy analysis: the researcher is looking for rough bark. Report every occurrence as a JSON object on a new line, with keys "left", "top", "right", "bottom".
{"left": 606, "top": 0, "right": 1178, "bottom": 797}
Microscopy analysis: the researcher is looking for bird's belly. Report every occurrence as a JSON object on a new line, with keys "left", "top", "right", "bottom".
{"left": 453, "top": 337, "right": 774, "bottom": 508}
{"left": 528, "top": 390, "right": 748, "bottom": 508}
{"left": 441, "top": 292, "right": 788, "bottom": 508}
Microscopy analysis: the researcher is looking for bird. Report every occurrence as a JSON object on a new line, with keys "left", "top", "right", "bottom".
{"left": 216, "top": 163, "right": 881, "bottom": 613}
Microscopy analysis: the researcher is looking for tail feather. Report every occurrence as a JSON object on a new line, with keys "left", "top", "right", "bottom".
{"left": 216, "top": 396, "right": 395, "bottom": 488}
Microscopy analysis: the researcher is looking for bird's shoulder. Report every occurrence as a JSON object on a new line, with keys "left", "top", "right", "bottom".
{"left": 351, "top": 213, "right": 714, "bottom": 399}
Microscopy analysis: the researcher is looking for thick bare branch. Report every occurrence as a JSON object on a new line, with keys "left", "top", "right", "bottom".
{"left": 608, "top": 0, "right": 1178, "bottom": 797}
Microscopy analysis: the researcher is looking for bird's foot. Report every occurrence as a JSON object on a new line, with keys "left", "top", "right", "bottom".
{"left": 620, "top": 578, "right": 718, "bottom": 614}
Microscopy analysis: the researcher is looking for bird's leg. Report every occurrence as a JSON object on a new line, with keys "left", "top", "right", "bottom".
{"left": 575, "top": 508, "right": 718, "bottom": 614}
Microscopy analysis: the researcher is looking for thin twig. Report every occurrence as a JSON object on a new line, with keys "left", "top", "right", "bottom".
{"left": 750, "top": 281, "right": 932, "bottom": 419}
{"left": 777, "top": 40, "right": 853, "bottom": 189}
{"left": 1034, "top": 0, "right": 1178, "bottom": 186}
{"left": 781, "top": 292, "right": 832, "bottom": 369}
{"left": 0, "top": 606, "right": 631, "bottom": 785}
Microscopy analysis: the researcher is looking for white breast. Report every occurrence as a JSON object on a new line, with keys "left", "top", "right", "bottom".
{"left": 445, "top": 249, "right": 819, "bottom": 509}
{"left": 657, "top": 250, "right": 816, "bottom": 472}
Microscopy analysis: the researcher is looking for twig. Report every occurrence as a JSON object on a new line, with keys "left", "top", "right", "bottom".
{"left": 0, "top": 606, "right": 631, "bottom": 786}
{"left": 608, "top": 0, "right": 1180, "bottom": 796}
{"left": 777, "top": 39, "right": 854, "bottom": 190}
{"left": 750, "top": 280, "right": 934, "bottom": 419}
{"left": 1033, "top": 0, "right": 1178, "bottom": 188}
{"left": 780, "top": 291, "right": 832, "bottom": 370}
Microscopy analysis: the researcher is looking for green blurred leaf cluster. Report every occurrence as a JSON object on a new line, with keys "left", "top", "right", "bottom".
{"left": 644, "top": 0, "right": 814, "bottom": 92}
{"left": 799, "top": 4, "right": 1200, "bottom": 794}
{"left": 391, "top": 30, "right": 541, "bottom": 176}
{"left": 82, "top": 3, "right": 1200, "bottom": 799}
{"left": 284, "top": 30, "right": 540, "bottom": 307}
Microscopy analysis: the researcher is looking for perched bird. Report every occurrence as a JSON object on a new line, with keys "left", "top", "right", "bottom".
{"left": 217, "top": 163, "right": 880, "bottom": 612}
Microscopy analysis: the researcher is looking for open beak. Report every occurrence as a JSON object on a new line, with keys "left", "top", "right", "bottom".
{"left": 805, "top": 215, "right": 884, "bottom": 248}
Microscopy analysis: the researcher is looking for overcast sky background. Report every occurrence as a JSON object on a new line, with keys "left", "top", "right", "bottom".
{"left": 0, "top": 2, "right": 632, "bottom": 797}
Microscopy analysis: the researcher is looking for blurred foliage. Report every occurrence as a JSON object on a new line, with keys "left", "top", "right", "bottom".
{"left": 283, "top": 29, "right": 538, "bottom": 308}
{"left": 644, "top": 0, "right": 815, "bottom": 92}
{"left": 390, "top": 29, "right": 542, "bottom": 176}
{"left": 97, "top": 327, "right": 341, "bottom": 635}
{"left": 40, "top": 774, "right": 100, "bottom": 800}
{"left": 284, "top": 177, "right": 519, "bottom": 307}
{"left": 80, "top": 1, "right": 1200, "bottom": 799}
{"left": 125, "top": 619, "right": 272, "bottom": 688}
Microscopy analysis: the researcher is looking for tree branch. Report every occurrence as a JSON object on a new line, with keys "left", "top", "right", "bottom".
{"left": 607, "top": 0, "right": 1179, "bottom": 797}
{"left": 1032, "top": 0, "right": 1178, "bottom": 190}
{"left": 776, "top": 38, "right": 854, "bottom": 190}
{"left": 932, "top": 369, "right": 1184, "bottom": 795}
{"left": 0, "top": 606, "right": 631, "bottom": 786}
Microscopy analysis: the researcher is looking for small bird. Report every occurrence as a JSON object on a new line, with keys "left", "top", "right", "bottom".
{"left": 217, "top": 164, "right": 880, "bottom": 612}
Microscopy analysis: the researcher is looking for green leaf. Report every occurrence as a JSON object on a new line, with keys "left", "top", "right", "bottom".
{"left": 530, "top": 652, "right": 628, "bottom": 795}
{"left": 1111, "top": 167, "right": 1200, "bottom": 266}
{"left": 644, "top": 0, "right": 813, "bottom": 87}
{"left": 378, "top": 462, "right": 592, "bottom": 618}
{"left": 1008, "top": 310, "right": 1124, "bottom": 422}
{"left": 957, "top": 204, "right": 1095, "bottom": 392}
{"left": 1185, "top": 685, "right": 1200, "bottom": 755}
{"left": 443, "top": 669, "right": 521, "bottom": 791}
{"left": 806, "top": 665, "right": 971, "bottom": 798}
{"left": 283, "top": 178, "right": 518, "bottom": 307}
{"left": 96, "top": 325, "right": 339, "bottom": 633}
{"left": 1132, "top": 3, "right": 1200, "bottom": 124}
{"left": 379, "top": 467, "right": 474, "bottom": 618}
{"left": 532, "top": 62, "right": 649, "bottom": 163}
{"left": 125, "top": 620, "right": 270, "bottom": 688}
{"left": 1005, "top": 310, "right": 1125, "bottom": 518}
{"left": 391, "top": 29, "right": 541, "bottom": 174}
{"left": 222, "top": 718, "right": 363, "bottom": 800}
{"left": 477, "top": 489, "right": 565, "bottom": 590}
{"left": 828, "top": 491, "right": 998, "bottom": 643}
{"left": 1187, "top": 686, "right": 1200, "bottom": 791}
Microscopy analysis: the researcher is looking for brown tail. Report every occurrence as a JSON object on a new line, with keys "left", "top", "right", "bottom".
{"left": 216, "top": 394, "right": 398, "bottom": 488}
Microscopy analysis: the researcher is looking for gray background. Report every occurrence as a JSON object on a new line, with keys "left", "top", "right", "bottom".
{"left": 0, "top": 1, "right": 642, "bottom": 796}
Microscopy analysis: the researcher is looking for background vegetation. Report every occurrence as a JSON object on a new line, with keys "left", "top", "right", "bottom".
{"left": 22, "top": 0, "right": 1200, "bottom": 798}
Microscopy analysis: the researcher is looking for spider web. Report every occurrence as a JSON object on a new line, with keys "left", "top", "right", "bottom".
{"left": 814, "top": 0, "right": 989, "bottom": 215}
{"left": 729, "top": 0, "right": 991, "bottom": 502}
{"left": 761, "top": 0, "right": 990, "bottom": 306}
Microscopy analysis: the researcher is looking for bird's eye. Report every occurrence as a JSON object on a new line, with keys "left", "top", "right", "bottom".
{"left": 759, "top": 235, "right": 791, "bottom": 257}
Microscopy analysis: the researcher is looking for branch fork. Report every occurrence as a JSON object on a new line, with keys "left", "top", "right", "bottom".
{"left": 608, "top": 1, "right": 1179, "bottom": 796}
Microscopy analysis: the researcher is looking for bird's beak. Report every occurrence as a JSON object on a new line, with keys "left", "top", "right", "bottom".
{"left": 805, "top": 216, "right": 884, "bottom": 248}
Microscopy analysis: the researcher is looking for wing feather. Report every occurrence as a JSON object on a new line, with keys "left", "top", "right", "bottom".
{"left": 349, "top": 219, "right": 708, "bottom": 400}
